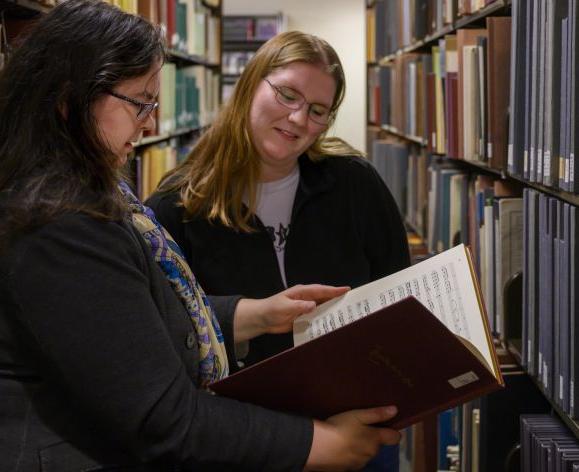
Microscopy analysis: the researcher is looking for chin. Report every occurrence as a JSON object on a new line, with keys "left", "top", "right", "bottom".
{"left": 115, "top": 154, "right": 128, "bottom": 168}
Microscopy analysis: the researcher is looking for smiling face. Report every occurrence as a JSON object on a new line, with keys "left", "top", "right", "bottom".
{"left": 92, "top": 62, "right": 161, "bottom": 167}
{"left": 249, "top": 61, "right": 337, "bottom": 182}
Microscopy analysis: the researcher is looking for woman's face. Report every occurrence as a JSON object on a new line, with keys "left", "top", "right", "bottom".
{"left": 249, "top": 61, "right": 337, "bottom": 181}
{"left": 92, "top": 62, "right": 161, "bottom": 167}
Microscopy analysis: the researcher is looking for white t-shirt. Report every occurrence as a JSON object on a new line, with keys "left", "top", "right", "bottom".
{"left": 254, "top": 166, "right": 300, "bottom": 288}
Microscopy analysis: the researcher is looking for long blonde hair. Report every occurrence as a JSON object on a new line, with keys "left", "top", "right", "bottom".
{"left": 158, "top": 31, "right": 362, "bottom": 231}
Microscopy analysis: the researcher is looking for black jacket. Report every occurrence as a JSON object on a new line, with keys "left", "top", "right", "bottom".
{"left": 0, "top": 214, "right": 312, "bottom": 471}
{"left": 147, "top": 155, "right": 410, "bottom": 366}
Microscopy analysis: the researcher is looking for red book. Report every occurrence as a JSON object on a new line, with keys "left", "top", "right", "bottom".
{"left": 211, "top": 245, "right": 504, "bottom": 430}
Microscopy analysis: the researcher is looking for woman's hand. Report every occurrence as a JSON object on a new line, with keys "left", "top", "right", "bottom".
{"left": 233, "top": 284, "right": 349, "bottom": 342}
{"left": 305, "top": 406, "right": 401, "bottom": 471}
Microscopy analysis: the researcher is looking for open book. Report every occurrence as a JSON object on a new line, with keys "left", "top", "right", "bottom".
{"left": 210, "top": 244, "right": 504, "bottom": 429}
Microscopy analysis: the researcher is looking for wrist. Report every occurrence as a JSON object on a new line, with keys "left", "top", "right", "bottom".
{"left": 305, "top": 420, "right": 339, "bottom": 471}
{"left": 233, "top": 298, "right": 267, "bottom": 343}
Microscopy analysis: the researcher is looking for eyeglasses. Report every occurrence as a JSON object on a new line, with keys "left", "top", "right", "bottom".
{"left": 107, "top": 90, "right": 159, "bottom": 121}
{"left": 263, "top": 79, "right": 332, "bottom": 126}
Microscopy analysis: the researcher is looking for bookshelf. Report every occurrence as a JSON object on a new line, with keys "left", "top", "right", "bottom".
{"left": 221, "top": 13, "right": 285, "bottom": 101}
{"left": 367, "top": 0, "right": 579, "bottom": 470}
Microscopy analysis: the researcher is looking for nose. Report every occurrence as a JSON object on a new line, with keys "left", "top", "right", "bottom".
{"left": 287, "top": 104, "right": 309, "bottom": 127}
{"left": 141, "top": 111, "right": 156, "bottom": 132}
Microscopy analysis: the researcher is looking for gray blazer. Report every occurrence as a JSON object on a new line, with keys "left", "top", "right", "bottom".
{"left": 0, "top": 214, "right": 312, "bottom": 471}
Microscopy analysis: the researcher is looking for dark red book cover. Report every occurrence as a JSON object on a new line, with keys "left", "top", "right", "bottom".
{"left": 211, "top": 296, "right": 503, "bottom": 430}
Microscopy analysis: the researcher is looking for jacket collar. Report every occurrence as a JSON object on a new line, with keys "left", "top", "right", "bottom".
{"left": 292, "top": 154, "right": 335, "bottom": 221}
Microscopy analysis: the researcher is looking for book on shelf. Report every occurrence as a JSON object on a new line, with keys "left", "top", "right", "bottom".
{"left": 210, "top": 244, "right": 504, "bottom": 430}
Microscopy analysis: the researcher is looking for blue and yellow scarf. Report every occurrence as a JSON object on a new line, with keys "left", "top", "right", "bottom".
{"left": 119, "top": 181, "right": 228, "bottom": 386}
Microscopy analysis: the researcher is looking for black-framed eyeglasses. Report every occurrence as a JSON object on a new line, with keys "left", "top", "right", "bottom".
{"left": 263, "top": 79, "right": 332, "bottom": 126}
{"left": 107, "top": 90, "right": 159, "bottom": 121}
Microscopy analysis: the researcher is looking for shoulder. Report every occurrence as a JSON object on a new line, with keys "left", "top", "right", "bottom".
{"left": 145, "top": 191, "right": 188, "bottom": 245}
{"left": 146, "top": 191, "right": 184, "bottom": 224}
{"left": 146, "top": 189, "right": 181, "bottom": 209}
{"left": 308, "top": 155, "right": 385, "bottom": 191}
{"left": 313, "top": 155, "right": 381, "bottom": 183}
{"left": 3, "top": 213, "right": 144, "bottom": 275}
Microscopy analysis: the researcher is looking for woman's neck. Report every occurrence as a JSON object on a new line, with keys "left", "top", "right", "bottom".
{"left": 259, "top": 160, "right": 299, "bottom": 183}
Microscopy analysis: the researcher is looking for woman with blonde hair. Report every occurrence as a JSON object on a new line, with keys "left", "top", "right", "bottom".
{"left": 149, "top": 30, "right": 409, "bottom": 470}
{"left": 149, "top": 30, "right": 410, "bottom": 361}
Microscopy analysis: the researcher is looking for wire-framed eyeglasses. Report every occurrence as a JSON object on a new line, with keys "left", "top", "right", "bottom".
{"left": 107, "top": 90, "right": 159, "bottom": 121}
{"left": 263, "top": 79, "right": 332, "bottom": 126}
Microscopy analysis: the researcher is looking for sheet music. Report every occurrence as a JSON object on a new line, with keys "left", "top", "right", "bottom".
{"left": 293, "top": 244, "right": 493, "bottom": 371}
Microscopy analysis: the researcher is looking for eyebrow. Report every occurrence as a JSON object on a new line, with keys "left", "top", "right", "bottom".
{"left": 137, "top": 91, "right": 158, "bottom": 101}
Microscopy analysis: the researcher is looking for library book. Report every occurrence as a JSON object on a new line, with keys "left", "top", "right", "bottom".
{"left": 210, "top": 244, "right": 504, "bottom": 430}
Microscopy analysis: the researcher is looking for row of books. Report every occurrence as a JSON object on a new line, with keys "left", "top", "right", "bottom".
{"left": 522, "top": 189, "right": 579, "bottom": 419}
{"left": 369, "top": 141, "right": 528, "bottom": 342}
{"left": 134, "top": 138, "right": 196, "bottom": 200}
{"left": 367, "top": 16, "right": 512, "bottom": 170}
{"left": 367, "top": 132, "right": 430, "bottom": 241}
{"left": 366, "top": 0, "right": 501, "bottom": 62}
{"left": 371, "top": 141, "right": 579, "bottom": 457}
{"left": 508, "top": 0, "right": 579, "bottom": 193}
{"left": 156, "top": 63, "right": 219, "bottom": 136}
{"left": 222, "top": 15, "right": 283, "bottom": 43}
{"left": 457, "top": 373, "right": 552, "bottom": 471}
{"left": 425, "top": 162, "right": 525, "bottom": 341}
{"left": 222, "top": 51, "right": 255, "bottom": 76}
{"left": 521, "top": 414, "right": 579, "bottom": 471}
{"left": 107, "top": 0, "right": 220, "bottom": 63}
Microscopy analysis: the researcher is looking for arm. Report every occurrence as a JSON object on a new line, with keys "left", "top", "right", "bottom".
{"left": 7, "top": 215, "right": 312, "bottom": 470}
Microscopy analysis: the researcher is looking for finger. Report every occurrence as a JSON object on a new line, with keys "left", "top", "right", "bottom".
{"left": 378, "top": 428, "right": 402, "bottom": 446}
{"left": 288, "top": 299, "right": 316, "bottom": 315}
{"left": 286, "top": 284, "right": 350, "bottom": 302}
{"left": 353, "top": 406, "right": 398, "bottom": 425}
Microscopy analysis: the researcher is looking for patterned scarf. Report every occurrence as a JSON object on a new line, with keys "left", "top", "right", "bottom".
{"left": 119, "top": 181, "right": 228, "bottom": 386}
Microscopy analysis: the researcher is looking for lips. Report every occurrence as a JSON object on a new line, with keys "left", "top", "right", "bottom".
{"left": 274, "top": 127, "right": 299, "bottom": 140}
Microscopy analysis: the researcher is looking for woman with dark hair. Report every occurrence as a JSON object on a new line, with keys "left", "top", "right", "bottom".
{"left": 0, "top": 1, "right": 401, "bottom": 470}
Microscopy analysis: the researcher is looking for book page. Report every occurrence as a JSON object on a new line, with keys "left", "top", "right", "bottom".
{"left": 293, "top": 244, "right": 494, "bottom": 372}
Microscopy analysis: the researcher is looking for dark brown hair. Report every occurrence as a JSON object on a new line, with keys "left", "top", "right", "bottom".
{"left": 0, "top": 0, "right": 164, "bottom": 247}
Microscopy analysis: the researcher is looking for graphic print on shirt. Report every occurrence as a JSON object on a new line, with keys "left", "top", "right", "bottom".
{"left": 266, "top": 222, "right": 290, "bottom": 253}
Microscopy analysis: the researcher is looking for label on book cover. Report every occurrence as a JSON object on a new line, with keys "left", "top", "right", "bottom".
{"left": 508, "top": 144, "right": 513, "bottom": 166}
{"left": 524, "top": 150, "right": 529, "bottom": 174}
{"left": 560, "top": 376, "right": 564, "bottom": 401}
{"left": 448, "top": 371, "right": 479, "bottom": 389}
{"left": 487, "top": 143, "right": 492, "bottom": 159}
{"left": 571, "top": 382, "right": 575, "bottom": 410}
{"left": 571, "top": 155, "right": 575, "bottom": 183}
{"left": 530, "top": 148, "right": 535, "bottom": 173}
{"left": 559, "top": 158, "right": 566, "bottom": 183}
{"left": 544, "top": 151, "right": 551, "bottom": 179}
